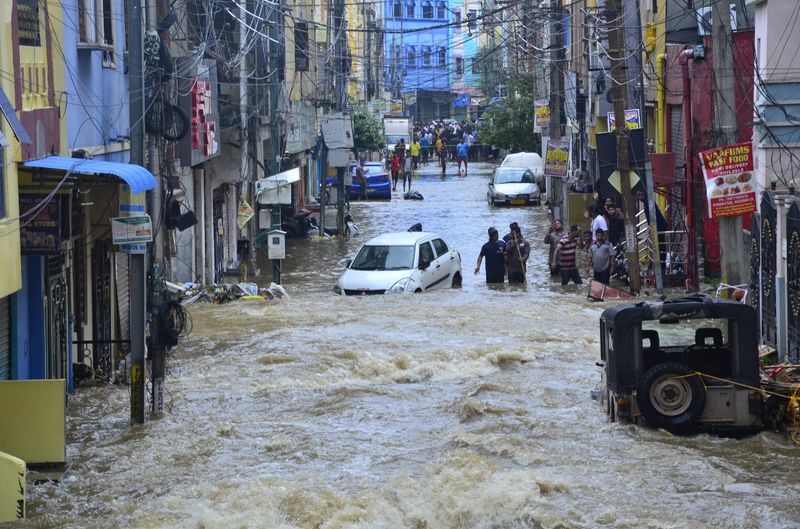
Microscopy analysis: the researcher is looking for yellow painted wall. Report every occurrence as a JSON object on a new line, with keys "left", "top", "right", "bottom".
{"left": 0, "top": 2, "right": 22, "bottom": 299}
{"left": 0, "top": 380, "right": 66, "bottom": 465}
{"left": 0, "top": 451, "right": 25, "bottom": 521}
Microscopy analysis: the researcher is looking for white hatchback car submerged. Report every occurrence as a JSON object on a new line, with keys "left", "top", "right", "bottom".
{"left": 334, "top": 232, "right": 463, "bottom": 295}
{"left": 487, "top": 165, "right": 541, "bottom": 206}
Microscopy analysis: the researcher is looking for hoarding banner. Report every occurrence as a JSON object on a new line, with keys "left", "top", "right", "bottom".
{"left": 698, "top": 142, "right": 756, "bottom": 218}
{"left": 534, "top": 99, "right": 550, "bottom": 131}
{"left": 20, "top": 194, "right": 61, "bottom": 255}
{"left": 112, "top": 215, "right": 153, "bottom": 245}
{"left": 607, "top": 108, "right": 641, "bottom": 130}
{"left": 544, "top": 139, "right": 570, "bottom": 178}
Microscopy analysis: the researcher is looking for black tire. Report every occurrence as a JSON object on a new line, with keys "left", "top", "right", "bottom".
{"left": 451, "top": 272, "right": 462, "bottom": 288}
{"left": 637, "top": 362, "right": 705, "bottom": 433}
{"left": 162, "top": 103, "right": 189, "bottom": 142}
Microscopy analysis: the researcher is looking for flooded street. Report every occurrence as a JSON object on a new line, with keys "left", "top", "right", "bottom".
{"left": 23, "top": 163, "right": 800, "bottom": 529}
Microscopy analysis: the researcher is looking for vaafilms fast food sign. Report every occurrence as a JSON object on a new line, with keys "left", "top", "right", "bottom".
{"left": 699, "top": 142, "right": 756, "bottom": 219}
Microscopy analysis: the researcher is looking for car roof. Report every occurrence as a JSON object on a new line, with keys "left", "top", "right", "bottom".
{"left": 363, "top": 232, "right": 438, "bottom": 246}
{"left": 496, "top": 165, "right": 530, "bottom": 171}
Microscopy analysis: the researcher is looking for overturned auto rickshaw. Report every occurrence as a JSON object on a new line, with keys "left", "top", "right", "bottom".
{"left": 598, "top": 296, "right": 766, "bottom": 435}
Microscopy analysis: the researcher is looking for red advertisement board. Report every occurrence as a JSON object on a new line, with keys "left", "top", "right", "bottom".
{"left": 698, "top": 142, "right": 756, "bottom": 218}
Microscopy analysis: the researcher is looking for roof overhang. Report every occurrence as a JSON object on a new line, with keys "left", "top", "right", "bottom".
{"left": 20, "top": 156, "right": 157, "bottom": 194}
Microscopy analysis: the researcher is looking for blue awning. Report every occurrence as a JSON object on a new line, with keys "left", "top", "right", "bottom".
{"left": 21, "top": 155, "right": 157, "bottom": 194}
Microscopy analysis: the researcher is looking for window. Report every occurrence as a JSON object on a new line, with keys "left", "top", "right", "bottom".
{"left": 437, "top": 2, "right": 446, "bottom": 19}
{"left": 393, "top": 1, "right": 402, "bottom": 17}
{"left": 455, "top": 56, "right": 464, "bottom": 77}
{"left": 17, "top": 0, "right": 41, "bottom": 46}
{"left": 453, "top": 8, "right": 462, "bottom": 30}
{"left": 431, "top": 238, "right": 449, "bottom": 257}
{"left": 467, "top": 10, "right": 477, "bottom": 31}
{"left": 422, "top": 46, "right": 432, "bottom": 67}
{"left": 406, "top": 1, "right": 415, "bottom": 18}
{"left": 418, "top": 242, "right": 435, "bottom": 265}
{"left": 101, "top": 0, "right": 115, "bottom": 65}
{"left": 422, "top": 1, "right": 433, "bottom": 19}
{"left": 471, "top": 57, "right": 481, "bottom": 74}
{"left": 0, "top": 147, "right": 5, "bottom": 218}
{"left": 295, "top": 22, "right": 309, "bottom": 71}
{"left": 393, "top": 44, "right": 402, "bottom": 66}
{"left": 407, "top": 46, "right": 417, "bottom": 69}
{"left": 437, "top": 47, "right": 446, "bottom": 67}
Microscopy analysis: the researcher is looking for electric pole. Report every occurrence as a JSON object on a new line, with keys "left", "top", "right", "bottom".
{"left": 333, "top": 0, "right": 347, "bottom": 235}
{"left": 713, "top": 0, "right": 744, "bottom": 286}
{"left": 608, "top": 0, "right": 641, "bottom": 293}
{"left": 127, "top": 0, "right": 146, "bottom": 425}
{"left": 548, "top": 0, "right": 564, "bottom": 221}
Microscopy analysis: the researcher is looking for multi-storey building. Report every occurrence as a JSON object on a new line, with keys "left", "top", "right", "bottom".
{"left": 384, "top": 0, "right": 452, "bottom": 121}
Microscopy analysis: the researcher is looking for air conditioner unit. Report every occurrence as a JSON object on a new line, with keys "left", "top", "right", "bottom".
{"left": 697, "top": 5, "right": 737, "bottom": 37}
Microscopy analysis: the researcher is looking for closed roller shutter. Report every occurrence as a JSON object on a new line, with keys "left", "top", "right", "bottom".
{"left": 0, "top": 297, "right": 11, "bottom": 380}
{"left": 670, "top": 105, "right": 684, "bottom": 180}
{"left": 115, "top": 253, "right": 130, "bottom": 347}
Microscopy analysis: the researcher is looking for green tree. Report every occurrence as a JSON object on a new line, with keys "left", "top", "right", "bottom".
{"left": 476, "top": 71, "right": 540, "bottom": 153}
{"left": 352, "top": 108, "right": 384, "bottom": 152}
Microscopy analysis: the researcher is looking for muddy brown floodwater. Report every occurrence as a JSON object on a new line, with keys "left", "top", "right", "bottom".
{"left": 21, "top": 163, "right": 800, "bottom": 529}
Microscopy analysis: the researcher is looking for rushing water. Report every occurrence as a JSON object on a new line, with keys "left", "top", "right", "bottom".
{"left": 20, "top": 163, "right": 800, "bottom": 529}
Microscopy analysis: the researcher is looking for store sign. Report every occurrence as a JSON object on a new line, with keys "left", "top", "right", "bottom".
{"left": 20, "top": 194, "right": 61, "bottom": 255}
{"left": 111, "top": 215, "right": 153, "bottom": 245}
{"left": 544, "top": 139, "right": 570, "bottom": 178}
{"left": 698, "top": 142, "right": 756, "bottom": 218}
{"left": 237, "top": 198, "right": 255, "bottom": 230}
{"left": 607, "top": 109, "right": 641, "bottom": 130}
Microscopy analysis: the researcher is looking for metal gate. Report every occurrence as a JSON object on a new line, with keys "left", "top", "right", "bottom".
{"left": 213, "top": 188, "right": 225, "bottom": 283}
{"left": 45, "top": 256, "right": 69, "bottom": 380}
{"left": 92, "top": 241, "right": 113, "bottom": 380}
{"left": 0, "top": 297, "right": 11, "bottom": 380}
{"left": 749, "top": 212, "right": 761, "bottom": 322}
{"left": 786, "top": 199, "right": 800, "bottom": 363}
{"left": 760, "top": 192, "right": 777, "bottom": 348}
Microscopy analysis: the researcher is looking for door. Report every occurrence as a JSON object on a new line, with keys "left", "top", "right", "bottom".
{"left": 431, "top": 237, "right": 455, "bottom": 288}
{"left": 92, "top": 241, "right": 113, "bottom": 380}
{"left": 0, "top": 297, "right": 10, "bottom": 380}
{"left": 417, "top": 241, "right": 438, "bottom": 290}
{"left": 45, "top": 256, "right": 69, "bottom": 380}
{"left": 213, "top": 188, "right": 225, "bottom": 283}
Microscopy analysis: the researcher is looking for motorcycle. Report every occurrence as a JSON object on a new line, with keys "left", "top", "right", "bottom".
{"left": 281, "top": 210, "right": 318, "bottom": 238}
{"left": 612, "top": 241, "right": 630, "bottom": 285}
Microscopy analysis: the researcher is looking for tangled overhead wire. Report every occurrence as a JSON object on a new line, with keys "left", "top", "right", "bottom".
{"left": 157, "top": 299, "right": 193, "bottom": 347}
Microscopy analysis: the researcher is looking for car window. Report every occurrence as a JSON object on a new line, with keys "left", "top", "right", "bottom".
{"left": 351, "top": 245, "right": 415, "bottom": 270}
{"left": 431, "top": 238, "right": 449, "bottom": 257}
{"left": 495, "top": 169, "right": 528, "bottom": 184}
{"left": 418, "top": 242, "right": 435, "bottom": 265}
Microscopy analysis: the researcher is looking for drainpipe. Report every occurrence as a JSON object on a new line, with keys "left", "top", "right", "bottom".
{"left": 679, "top": 47, "right": 698, "bottom": 291}
{"left": 656, "top": 53, "right": 667, "bottom": 154}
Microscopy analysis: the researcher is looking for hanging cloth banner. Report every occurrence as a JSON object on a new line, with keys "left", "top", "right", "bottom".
{"left": 698, "top": 142, "right": 756, "bottom": 218}
{"left": 237, "top": 198, "right": 255, "bottom": 230}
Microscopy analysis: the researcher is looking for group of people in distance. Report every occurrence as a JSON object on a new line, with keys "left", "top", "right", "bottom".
{"left": 387, "top": 120, "right": 480, "bottom": 182}
{"left": 474, "top": 222, "right": 531, "bottom": 284}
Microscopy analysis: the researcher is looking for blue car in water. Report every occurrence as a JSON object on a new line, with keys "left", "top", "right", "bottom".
{"left": 327, "top": 162, "right": 392, "bottom": 201}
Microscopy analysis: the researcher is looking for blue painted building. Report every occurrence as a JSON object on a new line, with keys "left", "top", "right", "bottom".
{"left": 384, "top": 0, "right": 454, "bottom": 121}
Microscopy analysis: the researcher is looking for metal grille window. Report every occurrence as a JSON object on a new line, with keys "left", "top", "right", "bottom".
{"left": 406, "top": 1, "right": 415, "bottom": 18}
{"left": 438, "top": 47, "right": 446, "bottom": 67}
{"left": 455, "top": 56, "right": 464, "bottom": 77}
{"left": 453, "top": 8, "right": 461, "bottom": 29}
{"left": 295, "top": 21, "right": 309, "bottom": 71}
{"left": 407, "top": 46, "right": 417, "bottom": 69}
{"left": 438, "top": 2, "right": 446, "bottom": 19}
{"left": 18, "top": 0, "right": 41, "bottom": 47}
{"left": 422, "top": 46, "right": 432, "bottom": 67}
{"left": 393, "top": 1, "right": 402, "bottom": 17}
{"left": 101, "top": 0, "right": 115, "bottom": 65}
{"left": 422, "top": 1, "right": 433, "bottom": 19}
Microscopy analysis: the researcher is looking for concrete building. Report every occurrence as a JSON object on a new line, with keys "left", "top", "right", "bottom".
{"left": 384, "top": 0, "right": 453, "bottom": 121}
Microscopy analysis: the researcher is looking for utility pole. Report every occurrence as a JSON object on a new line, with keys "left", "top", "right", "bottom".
{"left": 712, "top": 0, "right": 744, "bottom": 286}
{"left": 608, "top": 0, "right": 641, "bottom": 293}
{"left": 268, "top": 1, "right": 283, "bottom": 283}
{"left": 333, "top": 0, "right": 347, "bottom": 235}
{"left": 127, "top": 0, "right": 146, "bottom": 425}
{"left": 548, "top": 0, "right": 564, "bottom": 221}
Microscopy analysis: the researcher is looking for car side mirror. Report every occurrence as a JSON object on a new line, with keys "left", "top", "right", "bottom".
{"left": 419, "top": 259, "right": 430, "bottom": 270}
